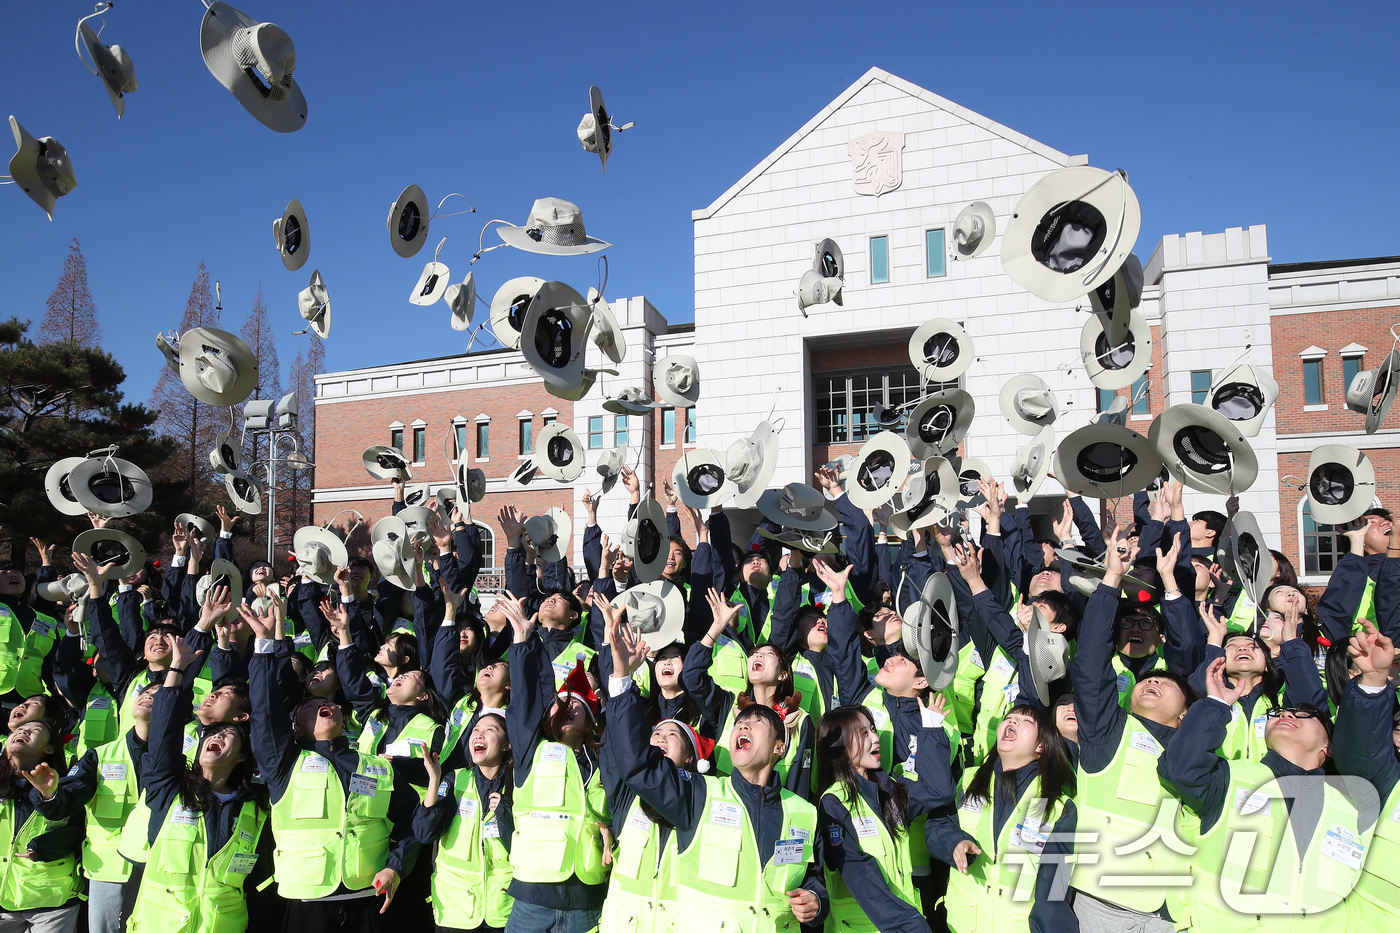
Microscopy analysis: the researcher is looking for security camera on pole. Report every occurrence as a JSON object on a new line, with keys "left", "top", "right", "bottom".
{"left": 242, "top": 390, "right": 312, "bottom": 564}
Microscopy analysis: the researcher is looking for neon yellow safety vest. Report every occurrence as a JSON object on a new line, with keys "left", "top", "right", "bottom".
{"left": 945, "top": 774, "right": 1066, "bottom": 933}
{"left": 1354, "top": 577, "right": 1378, "bottom": 632}
{"left": 1228, "top": 591, "right": 1259, "bottom": 633}
{"left": 126, "top": 799, "right": 266, "bottom": 933}
{"left": 509, "top": 742, "right": 610, "bottom": 886}
{"left": 355, "top": 711, "right": 440, "bottom": 761}
{"left": 949, "top": 640, "right": 988, "bottom": 736}
{"left": 1347, "top": 779, "right": 1400, "bottom": 933}
{"left": 711, "top": 634, "right": 750, "bottom": 699}
{"left": 0, "top": 605, "right": 59, "bottom": 698}
{"left": 1112, "top": 652, "right": 1165, "bottom": 710}
{"left": 822, "top": 787, "right": 918, "bottom": 932}
{"left": 82, "top": 734, "right": 141, "bottom": 883}
{"left": 1217, "top": 700, "right": 1271, "bottom": 762}
{"left": 1070, "top": 721, "right": 1191, "bottom": 915}
{"left": 0, "top": 794, "right": 81, "bottom": 911}
{"left": 973, "top": 647, "right": 1021, "bottom": 762}
{"left": 269, "top": 749, "right": 395, "bottom": 899}
{"left": 119, "top": 671, "right": 211, "bottom": 736}
{"left": 673, "top": 775, "right": 817, "bottom": 933}
{"left": 550, "top": 641, "right": 597, "bottom": 690}
{"left": 441, "top": 696, "right": 478, "bottom": 763}
{"left": 600, "top": 796, "right": 679, "bottom": 933}
{"left": 73, "top": 682, "right": 119, "bottom": 756}
{"left": 790, "top": 653, "right": 828, "bottom": 722}
{"left": 713, "top": 701, "right": 809, "bottom": 786}
{"left": 431, "top": 770, "right": 513, "bottom": 931}
{"left": 117, "top": 791, "right": 152, "bottom": 864}
{"left": 1177, "top": 760, "right": 1372, "bottom": 932}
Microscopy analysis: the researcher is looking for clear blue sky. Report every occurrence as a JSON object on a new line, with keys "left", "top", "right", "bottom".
{"left": 3, "top": 0, "right": 1396, "bottom": 407}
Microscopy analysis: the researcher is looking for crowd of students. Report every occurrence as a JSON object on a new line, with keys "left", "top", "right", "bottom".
{"left": 1, "top": 460, "right": 1398, "bottom": 933}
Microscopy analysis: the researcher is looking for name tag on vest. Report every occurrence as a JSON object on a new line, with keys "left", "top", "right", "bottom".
{"left": 182, "top": 733, "right": 197, "bottom": 754}
{"left": 968, "top": 648, "right": 985, "bottom": 671}
{"left": 483, "top": 818, "right": 501, "bottom": 839}
{"left": 1253, "top": 714, "right": 1268, "bottom": 738}
{"left": 349, "top": 773, "right": 377, "bottom": 797}
{"left": 852, "top": 816, "right": 879, "bottom": 839}
{"left": 1390, "top": 798, "right": 1400, "bottom": 824}
{"left": 458, "top": 797, "right": 478, "bottom": 819}
{"left": 89, "top": 696, "right": 112, "bottom": 710}
{"left": 991, "top": 654, "right": 1016, "bottom": 679}
{"left": 552, "top": 661, "right": 573, "bottom": 681}
{"left": 772, "top": 839, "right": 803, "bottom": 865}
{"left": 367, "top": 718, "right": 385, "bottom": 735}
{"left": 1322, "top": 825, "right": 1365, "bottom": 869}
{"left": 100, "top": 763, "right": 127, "bottom": 782}
{"left": 1116, "top": 673, "right": 1130, "bottom": 695}
{"left": 169, "top": 806, "right": 198, "bottom": 826}
{"left": 960, "top": 797, "right": 985, "bottom": 814}
{"left": 627, "top": 808, "right": 653, "bottom": 832}
{"left": 541, "top": 744, "right": 567, "bottom": 763}
{"left": 228, "top": 852, "right": 259, "bottom": 875}
{"left": 300, "top": 754, "right": 330, "bottom": 773}
{"left": 31, "top": 618, "right": 55, "bottom": 638}
{"left": 1129, "top": 730, "right": 1161, "bottom": 756}
{"left": 1234, "top": 787, "right": 1272, "bottom": 817}
{"left": 451, "top": 709, "right": 467, "bottom": 726}
{"left": 1013, "top": 818, "right": 1050, "bottom": 854}
{"left": 710, "top": 801, "right": 744, "bottom": 828}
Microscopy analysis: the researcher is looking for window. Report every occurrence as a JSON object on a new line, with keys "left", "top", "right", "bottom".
{"left": 815, "top": 366, "right": 944, "bottom": 444}
{"left": 684, "top": 412, "right": 696, "bottom": 444}
{"left": 1130, "top": 376, "right": 1149, "bottom": 415}
{"left": 614, "top": 415, "right": 629, "bottom": 448}
{"left": 1098, "top": 387, "right": 1118, "bottom": 412}
{"left": 390, "top": 428, "right": 403, "bottom": 451}
{"left": 662, "top": 409, "right": 676, "bottom": 445}
{"left": 587, "top": 416, "right": 604, "bottom": 449}
{"left": 475, "top": 421, "right": 489, "bottom": 459}
{"left": 925, "top": 230, "right": 946, "bottom": 278}
{"left": 519, "top": 419, "right": 533, "bottom": 455}
{"left": 1301, "top": 499, "right": 1340, "bottom": 576}
{"left": 1303, "top": 359, "right": 1323, "bottom": 405}
{"left": 543, "top": 413, "right": 557, "bottom": 427}
{"left": 412, "top": 427, "right": 426, "bottom": 463}
{"left": 1190, "top": 370, "right": 1212, "bottom": 405}
{"left": 1343, "top": 355, "right": 1363, "bottom": 394}
{"left": 474, "top": 523, "right": 495, "bottom": 570}
{"left": 454, "top": 422, "right": 467, "bottom": 457}
{"left": 870, "top": 236, "right": 889, "bottom": 284}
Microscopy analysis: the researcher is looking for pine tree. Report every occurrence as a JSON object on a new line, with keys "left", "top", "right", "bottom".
{"left": 149, "top": 263, "right": 224, "bottom": 494}
{"left": 38, "top": 239, "right": 101, "bottom": 347}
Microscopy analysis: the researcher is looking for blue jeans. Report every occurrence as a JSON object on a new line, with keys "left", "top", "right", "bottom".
{"left": 502, "top": 901, "right": 600, "bottom": 933}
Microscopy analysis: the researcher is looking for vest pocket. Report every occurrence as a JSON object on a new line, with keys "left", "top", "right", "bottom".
{"left": 512, "top": 815, "right": 573, "bottom": 878}
{"left": 696, "top": 824, "right": 742, "bottom": 887}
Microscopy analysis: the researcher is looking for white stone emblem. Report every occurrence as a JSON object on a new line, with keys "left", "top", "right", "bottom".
{"left": 848, "top": 131, "right": 906, "bottom": 197}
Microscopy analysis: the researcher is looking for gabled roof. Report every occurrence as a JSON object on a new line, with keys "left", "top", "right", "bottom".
{"left": 693, "top": 67, "right": 1074, "bottom": 221}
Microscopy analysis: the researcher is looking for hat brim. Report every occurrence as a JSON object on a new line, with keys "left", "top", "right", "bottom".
{"left": 655, "top": 355, "right": 701, "bottom": 408}
{"left": 199, "top": 2, "right": 307, "bottom": 133}
{"left": 846, "top": 431, "right": 912, "bottom": 510}
{"left": 999, "top": 374, "right": 1059, "bottom": 436}
{"left": 908, "top": 319, "right": 974, "bottom": 382}
{"left": 298, "top": 270, "right": 331, "bottom": 339}
{"left": 1306, "top": 444, "right": 1376, "bottom": 525}
{"left": 756, "top": 528, "right": 838, "bottom": 554}
{"left": 408, "top": 261, "right": 451, "bottom": 307}
{"left": 891, "top": 457, "right": 960, "bottom": 531}
{"left": 905, "top": 390, "right": 976, "bottom": 459}
{"left": 196, "top": 558, "right": 244, "bottom": 618}
{"left": 1011, "top": 427, "right": 1055, "bottom": 500}
{"left": 45, "top": 456, "right": 91, "bottom": 516}
{"left": 1002, "top": 166, "right": 1142, "bottom": 302}
{"left": 447, "top": 275, "right": 476, "bottom": 331}
{"left": 292, "top": 525, "right": 348, "bottom": 584}
{"left": 525, "top": 508, "right": 573, "bottom": 564}
{"left": 1080, "top": 308, "right": 1153, "bottom": 391}
{"left": 225, "top": 472, "right": 263, "bottom": 514}
{"left": 1365, "top": 350, "right": 1400, "bottom": 434}
{"left": 37, "top": 573, "right": 87, "bottom": 604}
{"left": 362, "top": 446, "right": 412, "bottom": 482}
{"left": 1054, "top": 422, "right": 1162, "bottom": 499}
{"left": 951, "top": 202, "right": 996, "bottom": 260}
{"left": 8, "top": 117, "right": 61, "bottom": 219}
{"left": 80, "top": 24, "right": 129, "bottom": 118}
{"left": 1026, "top": 607, "right": 1067, "bottom": 706}
{"left": 67, "top": 458, "right": 153, "bottom": 518}
{"left": 626, "top": 499, "right": 670, "bottom": 583}
{"left": 73, "top": 528, "right": 147, "bottom": 580}
{"left": 617, "top": 580, "right": 687, "bottom": 651}
{"left": 1149, "top": 404, "right": 1258, "bottom": 497}
{"left": 521, "top": 283, "right": 592, "bottom": 391}
{"left": 673, "top": 448, "right": 737, "bottom": 509}
{"left": 1088, "top": 253, "right": 1144, "bottom": 347}
{"left": 1208, "top": 363, "right": 1278, "bottom": 439}
{"left": 496, "top": 224, "right": 611, "bottom": 256}
{"left": 489, "top": 276, "right": 546, "bottom": 352}
{"left": 756, "top": 487, "right": 839, "bottom": 532}
{"left": 536, "top": 424, "right": 586, "bottom": 482}
{"left": 178, "top": 327, "right": 260, "bottom": 407}
{"left": 278, "top": 199, "right": 310, "bottom": 271}
{"left": 175, "top": 513, "right": 218, "bottom": 544}
{"left": 387, "top": 185, "right": 429, "bottom": 258}
{"left": 730, "top": 421, "right": 782, "bottom": 510}
{"left": 588, "top": 85, "right": 611, "bottom": 170}
{"left": 1218, "top": 511, "right": 1275, "bottom": 605}
{"left": 901, "top": 572, "right": 959, "bottom": 690}
{"left": 590, "top": 293, "right": 627, "bottom": 364}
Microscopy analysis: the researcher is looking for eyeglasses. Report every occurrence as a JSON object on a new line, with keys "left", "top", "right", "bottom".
{"left": 1120, "top": 616, "right": 1161, "bottom": 632}
{"left": 1265, "top": 707, "right": 1320, "bottom": 720}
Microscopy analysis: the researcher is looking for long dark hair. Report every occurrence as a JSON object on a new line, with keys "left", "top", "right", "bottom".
{"left": 746, "top": 642, "right": 795, "bottom": 706}
{"left": 544, "top": 697, "right": 600, "bottom": 752}
{"left": 466, "top": 659, "right": 510, "bottom": 713}
{"left": 456, "top": 614, "right": 488, "bottom": 672}
{"left": 816, "top": 706, "right": 908, "bottom": 837}
{"left": 378, "top": 632, "right": 420, "bottom": 674}
{"left": 961, "top": 704, "right": 1075, "bottom": 816}
{"left": 1269, "top": 550, "right": 1298, "bottom": 589}
{"left": 0, "top": 722, "right": 66, "bottom": 800}
{"left": 643, "top": 645, "right": 701, "bottom": 726}
{"left": 180, "top": 721, "right": 266, "bottom": 812}
{"left": 1325, "top": 639, "right": 1355, "bottom": 711}
{"left": 1222, "top": 632, "right": 1280, "bottom": 706}
{"left": 469, "top": 712, "right": 515, "bottom": 791}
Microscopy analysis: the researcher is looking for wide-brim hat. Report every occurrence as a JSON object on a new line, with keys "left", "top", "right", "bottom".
{"left": 497, "top": 197, "right": 611, "bottom": 256}
{"left": 79, "top": 22, "right": 137, "bottom": 118}
{"left": 1218, "top": 511, "right": 1275, "bottom": 605}
{"left": 521, "top": 282, "right": 592, "bottom": 392}
{"left": 409, "top": 259, "right": 451, "bottom": 307}
{"left": 1026, "top": 606, "right": 1069, "bottom": 705}
{"left": 178, "top": 327, "right": 259, "bottom": 407}
{"left": 1011, "top": 427, "right": 1055, "bottom": 499}
{"left": 1088, "top": 253, "right": 1143, "bottom": 347}
{"left": 1207, "top": 363, "right": 1278, "bottom": 439}
{"left": 446, "top": 273, "right": 476, "bottom": 331}
{"left": 455, "top": 463, "right": 487, "bottom": 503}
{"left": 1150, "top": 404, "right": 1258, "bottom": 496}
{"left": 209, "top": 431, "right": 242, "bottom": 475}
{"left": 1000, "top": 374, "right": 1059, "bottom": 436}
{"left": 195, "top": 558, "right": 244, "bottom": 619}
{"left": 225, "top": 471, "right": 263, "bottom": 514}
{"left": 624, "top": 498, "right": 669, "bottom": 583}
{"left": 175, "top": 512, "right": 218, "bottom": 544}
{"left": 1306, "top": 444, "right": 1376, "bottom": 525}
{"left": 1002, "top": 166, "right": 1142, "bottom": 302}
{"left": 901, "top": 571, "right": 959, "bottom": 691}
{"left": 905, "top": 389, "right": 975, "bottom": 459}
{"left": 797, "top": 270, "right": 844, "bottom": 312}
{"left": 581, "top": 85, "right": 612, "bottom": 170}
{"left": 1346, "top": 349, "right": 1400, "bottom": 434}
{"left": 524, "top": 507, "right": 573, "bottom": 564}
{"left": 596, "top": 446, "right": 627, "bottom": 495}
{"left": 846, "top": 431, "right": 912, "bottom": 510}
{"left": 362, "top": 445, "right": 412, "bottom": 482}
{"left": 951, "top": 201, "right": 996, "bottom": 260}
{"left": 402, "top": 483, "right": 430, "bottom": 509}
{"left": 387, "top": 184, "right": 429, "bottom": 258}
{"left": 537, "top": 423, "right": 585, "bottom": 482}
{"left": 673, "top": 448, "right": 737, "bottom": 509}
{"left": 616, "top": 580, "right": 686, "bottom": 651}
{"left": 156, "top": 332, "right": 180, "bottom": 372}
{"left": 604, "top": 386, "right": 660, "bottom": 415}
{"left": 1057, "top": 548, "right": 1153, "bottom": 600}
{"left": 45, "top": 456, "right": 90, "bottom": 516}
{"left": 756, "top": 528, "right": 838, "bottom": 554}
{"left": 398, "top": 506, "right": 437, "bottom": 544}
{"left": 292, "top": 525, "right": 346, "bottom": 584}
{"left": 908, "top": 319, "right": 974, "bottom": 382}
{"left": 509, "top": 458, "right": 538, "bottom": 487}
{"left": 1080, "top": 307, "right": 1153, "bottom": 391}
{"left": 488, "top": 276, "right": 545, "bottom": 351}
{"left": 67, "top": 456, "right": 152, "bottom": 518}
{"left": 8, "top": 116, "right": 76, "bottom": 220}
{"left": 655, "top": 355, "right": 700, "bottom": 408}
{"left": 295, "top": 269, "right": 331, "bottom": 339}
{"left": 588, "top": 289, "right": 627, "bottom": 364}
{"left": 199, "top": 2, "right": 307, "bottom": 133}
{"left": 757, "top": 483, "right": 838, "bottom": 532}
{"left": 889, "top": 457, "right": 960, "bottom": 534}
{"left": 73, "top": 528, "right": 146, "bottom": 580}
{"left": 1054, "top": 422, "right": 1162, "bottom": 499}
{"left": 814, "top": 237, "right": 845, "bottom": 279}
{"left": 371, "top": 516, "right": 417, "bottom": 590}
{"left": 37, "top": 573, "right": 87, "bottom": 604}
{"left": 727, "top": 419, "right": 782, "bottom": 510}
{"left": 954, "top": 458, "right": 992, "bottom": 508}
{"left": 274, "top": 198, "right": 310, "bottom": 271}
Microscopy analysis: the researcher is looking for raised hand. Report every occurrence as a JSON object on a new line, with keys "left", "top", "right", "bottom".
{"left": 583, "top": 489, "right": 598, "bottom": 524}
{"left": 171, "top": 522, "right": 189, "bottom": 556}
{"left": 1199, "top": 601, "right": 1228, "bottom": 646}
{"left": 497, "top": 591, "right": 535, "bottom": 643}
{"left": 1155, "top": 536, "right": 1182, "bottom": 593}
{"left": 620, "top": 465, "right": 640, "bottom": 500}
{"left": 423, "top": 751, "right": 443, "bottom": 807}
{"left": 809, "top": 556, "right": 852, "bottom": 598}
{"left": 216, "top": 504, "right": 238, "bottom": 533}
{"left": 199, "top": 584, "right": 233, "bottom": 630}
{"left": 71, "top": 552, "right": 103, "bottom": 585}
{"left": 87, "top": 512, "right": 110, "bottom": 529}
{"left": 951, "top": 544, "right": 985, "bottom": 591}
{"left": 169, "top": 635, "right": 205, "bottom": 674}
{"left": 1205, "top": 656, "right": 1246, "bottom": 705}
{"left": 814, "top": 466, "right": 842, "bottom": 494}
{"left": 659, "top": 478, "right": 678, "bottom": 509}
{"left": 704, "top": 587, "right": 742, "bottom": 639}
{"left": 1348, "top": 619, "right": 1397, "bottom": 688}
{"left": 22, "top": 763, "right": 59, "bottom": 800}
{"left": 1052, "top": 499, "right": 1074, "bottom": 544}
{"left": 497, "top": 506, "right": 525, "bottom": 547}
{"left": 28, "top": 538, "right": 54, "bottom": 566}
{"left": 1102, "top": 529, "right": 1125, "bottom": 581}
{"left": 319, "top": 598, "right": 350, "bottom": 645}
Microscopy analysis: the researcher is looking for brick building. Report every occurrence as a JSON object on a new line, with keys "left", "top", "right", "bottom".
{"left": 313, "top": 68, "right": 1400, "bottom": 593}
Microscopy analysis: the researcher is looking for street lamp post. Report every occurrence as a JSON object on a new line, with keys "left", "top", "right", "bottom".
{"left": 243, "top": 392, "right": 313, "bottom": 565}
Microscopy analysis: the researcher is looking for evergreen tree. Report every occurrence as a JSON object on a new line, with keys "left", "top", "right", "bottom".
{"left": 38, "top": 239, "right": 101, "bottom": 347}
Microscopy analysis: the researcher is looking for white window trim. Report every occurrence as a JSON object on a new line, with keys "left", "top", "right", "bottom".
{"left": 926, "top": 227, "right": 948, "bottom": 279}
{"left": 1303, "top": 404, "right": 1329, "bottom": 412}
{"left": 1339, "top": 343, "right": 1368, "bottom": 357}
{"left": 541, "top": 407, "right": 559, "bottom": 417}
{"left": 410, "top": 419, "right": 427, "bottom": 428}
{"left": 388, "top": 420, "right": 405, "bottom": 429}
{"left": 1299, "top": 346, "right": 1327, "bottom": 360}
{"left": 1298, "top": 494, "right": 1382, "bottom": 584}
{"left": 869, "top": 234, "right": 891, "bottom": 286}
{"left": 474, "top": 413, "right": 490, "bottom": 423}
{"left": 473, "top": 521, "right": 497, "bottom": 572}
{"left": 473, "top": 417, "right": 491, "bottom": 463}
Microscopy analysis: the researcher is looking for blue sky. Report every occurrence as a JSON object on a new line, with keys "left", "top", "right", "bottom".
{"left": 2, "top": 0, "right": 1396, "bottom": 406}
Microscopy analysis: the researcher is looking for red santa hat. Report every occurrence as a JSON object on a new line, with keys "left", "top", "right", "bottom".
{"left": 659, "top": 718, "right": 717, "bottom": 773}
{"left": 557, "top": 655, "right": 599, "bottom": 721}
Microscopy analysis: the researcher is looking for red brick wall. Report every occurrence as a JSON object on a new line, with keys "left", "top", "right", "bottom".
{"left": 811, "top": 340, "right": 927, "bottom": 466}
{"left": 1276, "top": 447, "right": 1400, "bottom": 578}
{"left": 1270, "top": 305, "right": 1400, "bottom": 436}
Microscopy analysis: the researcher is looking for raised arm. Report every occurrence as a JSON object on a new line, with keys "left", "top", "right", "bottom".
{"left": 1156, "top": 657, "right": 1236, "bottom": 832}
